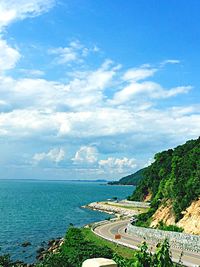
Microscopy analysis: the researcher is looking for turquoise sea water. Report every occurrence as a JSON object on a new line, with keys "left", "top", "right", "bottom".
{"left": 0, "top": 180, "right": 134, "bottom": 263}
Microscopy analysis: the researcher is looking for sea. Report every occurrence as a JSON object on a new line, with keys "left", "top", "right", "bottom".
{"left": 0, "top": 179, "right": 134, "bottom": 263}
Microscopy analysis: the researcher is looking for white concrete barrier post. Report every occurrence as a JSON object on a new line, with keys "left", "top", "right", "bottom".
{"left": 82, "top": 258, "right": 117, "bottom": 267}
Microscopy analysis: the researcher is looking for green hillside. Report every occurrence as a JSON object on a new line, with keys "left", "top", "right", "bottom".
{"left": 108, "top": 168, "right": 146, "bottom": 186}
{"left": 129, "top": 137, "right": 200, "bottom": 222}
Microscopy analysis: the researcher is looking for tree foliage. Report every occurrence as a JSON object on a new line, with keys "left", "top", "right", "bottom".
{"left": 108, "top": 168, "right": 146, "bottom": 186}
{"left": 129, "top": 137, "right": 200, "bottom": 221}
{"left": 157, "top": 221, "right": 183, "bottom": 232}
{"left": 114, "top": 240, "right": 179, "bottom": 267}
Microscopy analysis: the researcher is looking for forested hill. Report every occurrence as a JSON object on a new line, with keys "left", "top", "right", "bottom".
{"left": 129, "top": 137, "right": 200, "bottom": 221}
{"left": 108, "top": 168, "right": 146, "bottom": 186}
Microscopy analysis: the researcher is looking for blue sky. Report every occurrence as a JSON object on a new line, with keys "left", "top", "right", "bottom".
{"left": 0, "top": 0, "right": 199, "bottom": 180}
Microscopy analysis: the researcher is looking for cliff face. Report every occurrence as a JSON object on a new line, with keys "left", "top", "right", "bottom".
{"left": 150, "top": 201, "right": 176, "bottom": 227}
{"left": 150, "top": 198, "right": 200, "bottom": 235}
{"left": 177, "top": 198, "right": 200, "bottom": 235}
{"left": 143, "top": 192, "right": 152, "bottom": 202}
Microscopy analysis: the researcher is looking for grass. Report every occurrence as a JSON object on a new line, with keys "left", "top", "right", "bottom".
{"left": 81, "top": 228, "right": 135, "bottom": 259}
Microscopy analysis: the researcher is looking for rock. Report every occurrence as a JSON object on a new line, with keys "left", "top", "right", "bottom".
{"left": 21, "top": 241, "right": 31, "bottom": 247}
{"left": 60, "top": 239, "right": 64, "bottom": 246}
{"left": 36, "top": 247, "right": 45, "bottom": 254}
{"left": 48, "top": 239, "right": 55, "bottom": 246}
{"left": 36, "top": 254, "right": 45, "bottom": 261}
{"left": 36, "top": 236, "right": 63, "bottom": 261}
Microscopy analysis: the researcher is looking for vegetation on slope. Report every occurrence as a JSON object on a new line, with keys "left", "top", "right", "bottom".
{"left": 129, "top": 137, "right": 200, "bottom": 223}
{"left": 108, "top": 168, "right": 146, "bottom": 186}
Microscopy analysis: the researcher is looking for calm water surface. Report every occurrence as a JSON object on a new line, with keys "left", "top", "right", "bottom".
{"left": 0, "top": 180, "right": 134, "bottom": 263}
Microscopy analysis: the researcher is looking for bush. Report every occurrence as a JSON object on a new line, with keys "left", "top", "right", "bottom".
{"left": 114, "top": 239, "right": 178, "bottom": 267}
{"left": 157, "top": 221, "right": 183, "bottom": 232}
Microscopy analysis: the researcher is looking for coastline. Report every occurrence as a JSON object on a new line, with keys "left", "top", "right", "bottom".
{"left": 36, "top": 201, "right": 132, "bottom": 263}
{"left": 37, "top": 199, "right": 139, "bottom": 263}
{"left": 82, "top": 200, "right": 149, "bottom": 219}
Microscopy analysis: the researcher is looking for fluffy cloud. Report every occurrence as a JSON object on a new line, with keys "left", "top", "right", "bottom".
{"left": 0, "top": 109, "right": 52, "bottom": 137}
{"left": 33, "top": 148, "right": 65, "bottom": 164}
{"left": 122, "top": 66, "right": 157, "bottom": 82}
{"left": 49, "top": 41, "right": 92, "bottom": 64}
{"left": 0, "top": 56, "right": 199, "bottom": 141}
{"left": 0, "top": 105, "right": 199, "bottom": 142}
{"left": 0, "top": 39, "right": 20, "bottom": 71}
{"left": 99, "top": 157, "right": 137, "bottom": 174}
{"left": 0, "top": 60, "right": 117, "bottom": 116}
{"left": 72, "top": 146, "right": 98, "bottom": 164}
{"left": 0, "top": 28, "right": 199, "bottom": 178}
{"left": 113, "top": 82, "right": 191, "bottom": 104}
{"left": 0, "top": 0, "right": 55, "bottom": 30}
{"left": 49, "top": 41, "right": 100, "bottom": 66}
{"left": 0, "top": 0, "right": 56, "bottom": 74}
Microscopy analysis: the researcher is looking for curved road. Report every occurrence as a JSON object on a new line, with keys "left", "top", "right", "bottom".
{"left": 93, "top": 220, "right": 200, "bottom": 267}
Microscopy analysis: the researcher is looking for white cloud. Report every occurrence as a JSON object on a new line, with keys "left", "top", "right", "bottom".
{"left": 66, "top": 60, "right": 116, "bottom": 94}
{"left": 0, "top": 0, "right": 198, "bottom": 181}
{"left": 49, "top": 41, "right": 98, "bottom": 65}
{"left": 123, "top": 67, "right": 157, "bottom": 82}
{"left": 160, "top": 59, "right": 180, "bottom": 66}
{"left": 33, "top": 148, "right": 65, "bottom": 163}
{"left": 163, "top": 86, "right": 192, "bottom": 97}
{"left": 0, "top": 100, "right": 8, "bottom": 106}
{"left": 72, "top": 146, "right": 98, "bottom": 164}
{"left": 0, "top": 51, "right": 199, "bottom": 179}
{"left": 0, "top": 39, "right": 20, "bottom": 71}
{"left": 0, "top": 60, "right": 117, "bottom": 117}
{"left": 0, "top": 109, "right": 58, "bottom": 137}
{"left": 55, "top": 108, "right": 137, "bottom": 138}
{"left": 111, "top": 64, "right": 190, "bottom": 105}
{"left": 0, "top": 57, "right": 198, "bottom": 145}
{"left": 0, "top": 0, "right": 55, "bottom": 76}
{"left": 0, "top": 0, "right": 55, "bottom": 30}
{"left": 112, "top": 81, "right": 192, "bottom": 105}
{"left": 99, "top": 157, "right": 137, "bottom": 173}
{"left": 19, "top": 69, "right": 45, "bottom": 77}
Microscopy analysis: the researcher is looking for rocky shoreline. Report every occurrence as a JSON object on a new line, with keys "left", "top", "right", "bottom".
{"left": 82, "top": 201, "right": 141, "bottom": 218}
{"left": 36, "top": 237, "right": 64, "bottom": 261}
{"left": 10, "top": 200, "right": 144, "bottom": 266}
{"left": 10, "top": 237, "right": 64, "bottom": 267}
{"left": 32, "top": 201, "right": 132, "bottom": 264}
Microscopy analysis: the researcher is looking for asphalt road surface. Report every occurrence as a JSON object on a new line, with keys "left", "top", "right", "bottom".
{"left": 93, "top": 220, "right": 200, "bottom": 267}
